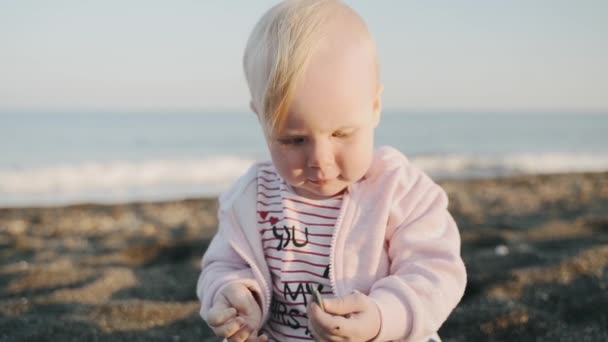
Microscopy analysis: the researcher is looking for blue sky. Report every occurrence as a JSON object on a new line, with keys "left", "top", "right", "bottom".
{"left": 1, "top": 0, "right": 607, "bottom": 113}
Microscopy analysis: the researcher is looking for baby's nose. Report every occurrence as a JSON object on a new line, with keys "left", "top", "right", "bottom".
{"left": 307, "top": 140, "right": 333, "bottom": 169}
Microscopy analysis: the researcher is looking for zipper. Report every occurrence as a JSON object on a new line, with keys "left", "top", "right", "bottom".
{"left": 328, "top": 191, "right": 351, "bottom": 297}
{"left": 229, "top": 239, "right": 272, "bottom": 322}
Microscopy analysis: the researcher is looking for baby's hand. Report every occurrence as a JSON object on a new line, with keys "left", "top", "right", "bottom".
{"left": 206, "top": 283, "right": 268, "bottom": 342}
{"left": 307, "top": 291, "right": 381, "bottom": 342}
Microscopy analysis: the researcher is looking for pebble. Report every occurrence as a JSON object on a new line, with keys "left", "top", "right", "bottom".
{"left": 495, "top": 244, "right": 509, "bottom": 256}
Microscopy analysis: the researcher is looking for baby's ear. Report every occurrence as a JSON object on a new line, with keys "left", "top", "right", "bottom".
{"left": 372, "top": 84, "right": 384, "bottom": 127}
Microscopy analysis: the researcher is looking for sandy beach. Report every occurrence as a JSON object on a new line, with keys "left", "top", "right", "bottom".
{"left": 1, "top": 172, "right": 607, "bottom": 341}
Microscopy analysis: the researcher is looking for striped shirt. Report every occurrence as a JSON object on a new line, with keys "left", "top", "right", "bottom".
{"left": 257, "top": 164, "right": 343, "bottom": 341}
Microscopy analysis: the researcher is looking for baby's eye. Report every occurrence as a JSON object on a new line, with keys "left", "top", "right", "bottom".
{"left": 332, "top": 131, "right": 350, "bottom": 138}
{"left": 278, "top": 137, "right": 305, "bottom": 145}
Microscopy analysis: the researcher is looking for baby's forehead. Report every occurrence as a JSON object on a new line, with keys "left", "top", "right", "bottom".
{"left": 283, "top": 7, "right": 379, "bottom": 134}
{"left": 296, "top": 33, "right": 379, "bottom": 104}
{"left": 277, "top": 105, "right": 371, "bottom": 135}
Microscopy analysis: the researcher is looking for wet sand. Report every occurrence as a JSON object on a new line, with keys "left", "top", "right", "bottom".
{"left": 1, "top": 172, "right": 607, "bottom": 341}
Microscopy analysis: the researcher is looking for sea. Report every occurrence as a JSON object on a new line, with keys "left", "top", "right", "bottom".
{"left": 1, "top": 112, "right": 607, "bottom": 207}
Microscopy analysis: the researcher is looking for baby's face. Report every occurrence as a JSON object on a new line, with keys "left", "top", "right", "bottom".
{"left": 266, "top": 31, "right": 382, "bottom": 200}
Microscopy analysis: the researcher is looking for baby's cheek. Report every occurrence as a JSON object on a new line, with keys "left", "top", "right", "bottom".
{"left": 271, "top": 150, "right": 299, "bottom": 177}
{"left": 284, "top": 157, "right": 305, "bottom": 179}
{"left": 342, "top": 149, "right": 372, "bottom": 180}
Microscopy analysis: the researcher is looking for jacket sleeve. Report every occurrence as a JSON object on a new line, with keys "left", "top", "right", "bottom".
{"left": 368, "top": 161, "right": 467, "bottom": 341}
{"left": 196, "top": 170, "right": 264, "bottom": 322}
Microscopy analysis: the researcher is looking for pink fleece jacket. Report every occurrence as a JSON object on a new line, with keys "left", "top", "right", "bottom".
{"left": 197, "top": 146, "right": 467, "bottom": 341}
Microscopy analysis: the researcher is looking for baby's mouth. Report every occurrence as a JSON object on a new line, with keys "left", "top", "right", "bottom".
{"left": 308, "top": 179, "right": 329, "bottom": 185}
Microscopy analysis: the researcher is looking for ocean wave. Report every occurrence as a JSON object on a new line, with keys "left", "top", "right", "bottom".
{"left": 1, "top": 153, "right": 607, "bottom": 207}
{"left": 0, "top": 156, "right": 255, "bottom": 207}
{"left": 413, "top": 152, "right": 608, "bottom": 179}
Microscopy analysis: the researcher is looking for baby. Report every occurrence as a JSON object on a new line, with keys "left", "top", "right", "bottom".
{"left": 197, "top": 1, "right": 467, "bottom": 341}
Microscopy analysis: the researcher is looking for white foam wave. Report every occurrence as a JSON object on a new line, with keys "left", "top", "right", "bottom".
{"left": 413, "top": 152, "right": 608, "bottom": 179}
{"left": 0, "top": 156, "right": 255, "bottom": 207}
{"left": 1, "top": 152, "right": 607, "bottom": 207}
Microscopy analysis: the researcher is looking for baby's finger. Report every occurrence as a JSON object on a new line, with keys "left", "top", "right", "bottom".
{"left": 211, "top": 317, "right": 245, "bottom": 338}
{"left": 227, "top": 323, "right": 254, "bottom": 342}
{"left": 322, "top": 291, "right": 365, "bottom": 316}
{"left": 307, "top": 303, "right": 348, "bottom": 340}
{"left": 227, "top": 289, "right": 259, "bottom": 317}
{"left": 207, "top": 306, "right": 238, "bottom": 327}
{"left": 245, "top": 332, "right": 269, "bottom": 342}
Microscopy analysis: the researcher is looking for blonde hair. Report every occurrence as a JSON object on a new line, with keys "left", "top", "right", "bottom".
{"left": 243, "top": 0, "right": 373, "bottom": 134}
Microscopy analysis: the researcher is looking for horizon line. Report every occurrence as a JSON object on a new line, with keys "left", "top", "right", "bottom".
{"left": 1, "top": 108, "right": 608, "bottom": 115}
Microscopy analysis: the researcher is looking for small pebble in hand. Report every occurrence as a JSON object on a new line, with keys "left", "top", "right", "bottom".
{"left": 311, "top": 287, "right": 325, "bottom": 311}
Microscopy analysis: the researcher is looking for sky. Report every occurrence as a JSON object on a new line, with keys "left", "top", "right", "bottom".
{"left": 1, "top": 0, "right": 607, "bottom": 113}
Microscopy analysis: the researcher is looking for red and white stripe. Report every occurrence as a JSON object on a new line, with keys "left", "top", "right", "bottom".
{"left": 257, "top": 164, "right": 342, "bottom": 341}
